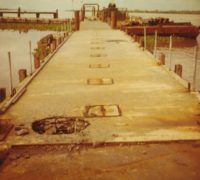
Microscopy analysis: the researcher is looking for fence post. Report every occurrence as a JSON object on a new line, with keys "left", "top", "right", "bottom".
{"left": 154, "top": 30, "right": 157, "bottom": 58}
{"left": 169, "top": 35, "right": 173, "bottom": 70}
{"left": 8, "top": 52, "right": 14, "bottom": 96}
{"left": 192, "top": 46, "right": 198, "bottom": 91}
{"left": 144, "top": 27, "right": 147, "bottom": 50}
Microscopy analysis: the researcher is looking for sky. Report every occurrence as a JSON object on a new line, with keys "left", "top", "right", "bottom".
{"left": 0, "top": 0, "right": 200, "bottom": 11}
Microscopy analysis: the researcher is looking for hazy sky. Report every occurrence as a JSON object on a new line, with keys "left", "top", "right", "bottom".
{"left": 0, "top": 0, "right": 200, "bottom": 11}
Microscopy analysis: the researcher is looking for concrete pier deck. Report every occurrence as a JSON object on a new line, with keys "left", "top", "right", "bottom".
{"left": 1, "top": 20, "right": 200, "bottom": 145}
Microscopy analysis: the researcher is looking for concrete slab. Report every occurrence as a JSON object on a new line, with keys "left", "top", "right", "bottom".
{"left": 0, "top": 20, "right": 200, "bottom": 145}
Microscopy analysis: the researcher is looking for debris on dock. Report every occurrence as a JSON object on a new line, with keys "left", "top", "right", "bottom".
{"left": 32, "top": 117, "right": 90, "bottom": 135}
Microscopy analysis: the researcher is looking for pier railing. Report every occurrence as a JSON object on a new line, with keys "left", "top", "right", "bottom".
{"left": 0, "top": 8, "right": 58, "bottom": 19}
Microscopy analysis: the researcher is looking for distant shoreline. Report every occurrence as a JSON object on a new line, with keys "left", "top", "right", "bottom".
{"left": 128, "top": 10, "right": 200, "bottom": 15}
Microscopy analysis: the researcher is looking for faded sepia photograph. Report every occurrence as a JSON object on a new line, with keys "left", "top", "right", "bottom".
{"left": 0, "top": 0, "right": 200, "bottom": 179}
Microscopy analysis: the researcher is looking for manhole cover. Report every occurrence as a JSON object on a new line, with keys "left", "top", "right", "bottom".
{"left": 106, "top": 40, "right": 127, "bottom": 43}
{"left": 92, "top": 42, "right": 102, "bottom": 44}
{"left": 90, "top": 54, "right": 107, "bottom": 57}
{"left": 84, "top": 105, "right": 121, "bottom": 117}
{"left": 32, "top": 117, "right": 90, "bottom": 135}
{"left": 89, "top": 64, "right": 110, "bottom": 68}
{"left": 91, "top": 47, "right": 105, "bottom": 50}
{"left": 87, "top": 78, "right": 113, "bottom": 85}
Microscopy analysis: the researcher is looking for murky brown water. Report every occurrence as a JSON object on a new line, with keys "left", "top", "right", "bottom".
{"left": 0, "top": 30, "right": 52, "bottom": 95}
{"left": 130, "top": 13, "right": 200, "bottom": 91}
{"left": 0, "top": 13, "right": 200, "bottom": 96}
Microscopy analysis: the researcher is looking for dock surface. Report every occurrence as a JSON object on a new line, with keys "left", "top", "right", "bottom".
{"left": 1, "top": 20, "right": 200, "bottom": 145}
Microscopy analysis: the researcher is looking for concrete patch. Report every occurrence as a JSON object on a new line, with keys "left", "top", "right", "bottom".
{"left": 89, "top": 63, "right": 110, "bottom": 68}
{"left": 90, "top": 53, "right": 107, "bottom": 57}
{"left": 90, "top": 47, "right": 105, "bottom": 50}
{"left": 84, "top": 105, "right": 121, "bottom": 117}
{"left": 87, "top": 78, "right": 114, "bottom": 85}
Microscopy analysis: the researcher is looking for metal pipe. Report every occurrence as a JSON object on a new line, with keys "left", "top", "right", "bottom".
{"left": 144, "top": 27, "right": 147, "bottom": 50}
{"left": 192, "top": 46, "right": 198, "bottom": 91}
{"left": 169, "top": 35, "right": 173, "bottom": 70}
{"left": 8, "top": 52, "right": 13, "bottom": 96}
{"left": 29, "top": 41, "right": 33, "bottom": 75}
{"left": 154, "top": 30, "right": 157, "bottom": 58}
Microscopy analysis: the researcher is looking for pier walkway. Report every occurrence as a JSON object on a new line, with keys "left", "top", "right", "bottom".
{"left": 1, "top": 20, "right": 200, "bottom": 145}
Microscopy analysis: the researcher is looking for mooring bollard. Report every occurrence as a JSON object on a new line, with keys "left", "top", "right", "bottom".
{"left": 174, "top": 64, "right": 182, "bottom": 77}
{"left": 18, "top": 69, "right": 27, "bottom": 82}
{"left": 0, "top": 88, "right": 6, "bottom": 102}
{"left": 74, "top": 10, "right": 80, "bottom": 31}
{"left": 159, "top": 53, "right": 165, "bottom": 65}
{"left": 111, "top": 11, "right": 117, "bottom": 29}
{"left": 34, "top": 50, "right": 40, "bottom": 69}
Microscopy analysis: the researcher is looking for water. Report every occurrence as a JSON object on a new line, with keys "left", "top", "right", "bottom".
{"left": 0, "top": 30, "right": 52, "bottom": 95}
{"left": 155, "top": 47, "right": 200, "bottom": 91}
{"left": 131, "top": 12, "right": 200, "bottom": 91}
{"left": 130, "top": 13, "right": 200, "bottom": 27}
{"left": 0, "top": 12, "right": 200, "bottom": 97}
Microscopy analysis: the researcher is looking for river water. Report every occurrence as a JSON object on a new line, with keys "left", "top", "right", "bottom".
{"left": 0, "top": 12, "right": 200, "bottom": 97}
{"left": 0, "top": 30, "right": 53, "bottom": 95}
{"left": 130, "top": 13, "right": 200, "bottom": 91}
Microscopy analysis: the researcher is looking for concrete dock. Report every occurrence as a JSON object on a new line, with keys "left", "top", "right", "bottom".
{"left": 1, "top": 20, "right": 200, "bottom": 145}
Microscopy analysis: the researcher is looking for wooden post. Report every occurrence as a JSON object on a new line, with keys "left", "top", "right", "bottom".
{"left": 0, "top": 12, "right": 3, "bottom": 17}
{"left": 144, "top": 27, "right": 147, "bottom": 50}
{"left": 169, "top": 35, "right": 173, "bottom": 70}
{"left": 158, "top": 53, "right": 165, "bottom": 65}
{"left": 29, "top": 41, "right": 33, "bottom": 75}
{"left": 92, "top": 7, "right": 95, "bottom": 17}
{"left": 82, "top": 6, "right": 85, "bottom": 21}
{"left": 18, "top": 69, "right": 27, "bottom": 82}
{"left": 74, "top": 10, "right": 80, "bottom": 31}
{"left": 54, "top": 9, "right": 58, "bottom": 19}
{"left": 36, "top": 13, "right": 40, "bottom": 19}
{"left": 34, "top": 50, "right": 40, "bottom": 69}
{"left": 174, "top": 64, "right": 182, "bottom": 77}
{"left": 18, "top": 7, "right": 21, "bottom": 18}
{"left": 0, "top": 88, "right": 6, "bottom": 102}
{"left": 192, "top": 46, "right": 198, "bottom": 91}
{"left": 8, "top": 52, "right": 13, "bottom": 96}
{"left": 154, "top": 30, "right": 157, "bottom": 58}
{"left": 111, "top": 11, "right": 117, "bottom": 29}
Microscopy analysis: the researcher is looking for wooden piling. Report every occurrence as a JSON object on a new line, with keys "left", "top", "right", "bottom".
{"left": 36, "top": 13, "right": 40, "bottom": 19}
{"left": 18, "top": 69, "right": 27, "bottom": 82}
{"left": 74, "top": 10, "right": 80, "bottom": 31}
{"left": 159, "top": 53, "right": 165, "bottom": 65}
{"left": 111, "top": 11, "right": 117, "bottom": 29}
{"left": 0, "top": 88, "right": 6, "bottom": 102}
{"left": 34, "top": 51, "right": 40, "bottom": 69}
{"left": 174, "top": 64, "right": 183, "bottom": 77}
{"left": 17, "top": 7, "right": 21, "bottom": 18}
